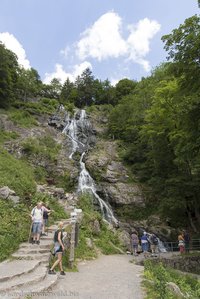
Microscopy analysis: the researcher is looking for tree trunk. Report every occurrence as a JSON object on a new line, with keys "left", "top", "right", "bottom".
{"left": 187, "top": 210, "right": 198, "bottom": 233}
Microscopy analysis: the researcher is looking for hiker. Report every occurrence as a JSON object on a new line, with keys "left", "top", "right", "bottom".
{"left": 178, "top": 232, "right": 185, "bottom": 254}
{"left": 149, "top": 233, "right": 158, "bottom": 257}
{"left": 42, "top": 202, "right": 51, "bottom": 236}
{"left": 30, "top": 202, "right": 51, "bottom": 245}
{"left": 141, "top": 231, "right": 149, "bottom": 258}
{"left": 131, "top": 231, "right": 139, "bottom": 256}
{"left": 183, "top": 230, "right": 190, "bottom": 253}
{"left": 49, "top": 221, "right": 65, "bottom": 275}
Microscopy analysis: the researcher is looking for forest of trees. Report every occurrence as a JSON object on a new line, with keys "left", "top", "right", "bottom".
{"left": 0, "top": 15, "right": 200, "bottom": 230}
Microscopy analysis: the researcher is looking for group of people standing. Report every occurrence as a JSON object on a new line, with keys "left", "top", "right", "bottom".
{"left": 131, "top": 231, "right": 159, "bottom": 258}
{"left": 30, "top": 202, "right": 66, "bottom": 275}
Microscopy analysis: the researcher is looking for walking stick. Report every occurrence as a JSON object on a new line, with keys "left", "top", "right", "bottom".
{"left": 28, "top": 222, "right": 33, "bottom": 243}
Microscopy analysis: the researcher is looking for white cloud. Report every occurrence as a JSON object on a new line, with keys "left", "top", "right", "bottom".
{"left": 0, "top": 32, "right": 31, "bottom": 69}
{"left": 76, "top": 11, "right": 127, "bottom": 61}
{"left": 127, "top": 18, "right": 161, "bottom": 71}
{"left": 60, "top": 45, "right": 70, "bottom": 58}
{"left": 43, "top": 61, "right": 92, "bottom": 84}
{"left": 75, "top": 12, "right": 160, "bottom": 72}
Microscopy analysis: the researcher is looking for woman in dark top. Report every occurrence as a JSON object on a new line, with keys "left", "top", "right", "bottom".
{"left": 48, "top": 221, "right": 65, "bottom": 275}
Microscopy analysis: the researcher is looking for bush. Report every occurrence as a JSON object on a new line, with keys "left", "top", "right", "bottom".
{"left": 0, "top": 147, "right": 36, "bottom": 197}
{"left": 144, "top": 260, "right": 200, "bottom": 299}
{"left": 12, "top": 98, "right": 59, "bottom": 116}
{"left": 22, "top": 135, "right": 61, "bottom": 163}
{"left": 0, "top": 130, "right": 19, "bottom": 144}
{"left": 0, "top": 200, "right": 30, "bottom": 261}
{"left": 8, "top": 109, "right": 38, "bottom": 127}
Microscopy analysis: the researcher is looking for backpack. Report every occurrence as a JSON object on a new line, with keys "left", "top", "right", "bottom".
{"left": 152, "top": 235, "right": 158, "bottom": 245}
{"left": 53, "top": 229, "right": 63, "bottom": 243}
{"left": 32, "top": 207, "right": 43, "bottom": 217}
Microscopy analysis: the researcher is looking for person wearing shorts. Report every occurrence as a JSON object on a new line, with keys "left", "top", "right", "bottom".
{"left": 31, "top": 202, "right": 50, "bottom": 245}
{"left": 49, "top": 222, "right": 65, "bottom": 275}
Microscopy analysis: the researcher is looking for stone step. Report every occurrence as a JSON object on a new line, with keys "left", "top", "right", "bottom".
{"left": 12, "top": 252, "right": 50, "bottom": 261}
{"left": 16, "top": 248, "right": 50, "bottom": 255}
{"left": 0, "top": 274, "right": 59, "bottom": 299}
{"left": 40, "top": 236, "right": 54, "bottom": 241}
{"left": 8, "top": 272, "right": 59, "bottom": 299}
{"left": 20, "top": 243, "right": 50, "bottom": 249}
{"left": 0, "top": 260, "right": 42, "bottom": 282}
{"left": 0, "top": 264, "right": 47, "bottom": 292}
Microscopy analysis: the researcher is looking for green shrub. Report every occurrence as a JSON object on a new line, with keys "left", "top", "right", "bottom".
{"left": 144, "top": 260, "right": 200, "bottom": 299}
{"left": 54, "top": 171, "right": 75, "bottom": 192}
{"left": 22, "top": 135, "right": 61, "bottom": 163}
{"left": 34, "top": 166, "right": 47, "bottom": 183}
{"left": 0, "top": 147, "right": 36, "bottom": 197}
{"left": 8, "top": 109, "right": 38, "bottom": 127}
{"left": 0, "top": 200, "right": 30, "bottom": 261}
{"left": 12, "top": 98, "right": 59, "bottom": 115}
{"left": 0, "top": 130, "right": 19, "bottom": 144}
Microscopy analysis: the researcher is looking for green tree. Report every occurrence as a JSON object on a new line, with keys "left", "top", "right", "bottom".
{"left": 60, "top": 78, "right": 74, "bottom": 103}
{"left": 115, "top": 78, "right": 137, "bottom": 102}
{"left": 75, "top": 68, "right": 95, "bottom": 107}
{"left": 17, "top": 68, "right": 42, "bottom": 101}
{"left": 0, "top": 43, "right": 19, "bottom": 108}
{"left": 162, "top": 15, "right": 200, "bottom": 92}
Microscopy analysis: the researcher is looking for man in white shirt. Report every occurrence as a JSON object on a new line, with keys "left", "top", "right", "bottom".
{"left": 30, "top": 202, "right": 50, "bottom": 244}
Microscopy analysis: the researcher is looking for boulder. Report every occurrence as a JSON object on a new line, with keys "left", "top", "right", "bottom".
{"left": 0, "top": 186, "right": 16, "bottom": 199}
{"left": 8, "top": 195, "right": 20, "bottom": 204}
{"left": 166, "top": 282, "right": 185, "bottom": 298}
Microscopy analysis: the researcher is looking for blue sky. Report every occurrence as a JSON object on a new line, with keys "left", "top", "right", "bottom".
{"left": 0, "top": 0, "right": 199, "bottom": 85}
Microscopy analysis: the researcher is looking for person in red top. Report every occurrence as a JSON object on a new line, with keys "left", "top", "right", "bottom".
{"left": 178, "top": 232, "right": 185, "bottom": 254}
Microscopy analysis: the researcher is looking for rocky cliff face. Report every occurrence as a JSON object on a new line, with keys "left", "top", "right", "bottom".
{"left": 85, "top": 140, "right": 145, "bottom": 207}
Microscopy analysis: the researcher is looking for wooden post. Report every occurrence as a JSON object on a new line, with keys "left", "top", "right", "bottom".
{"left": 69, "top": 222, "right": 76, "bottom": 268}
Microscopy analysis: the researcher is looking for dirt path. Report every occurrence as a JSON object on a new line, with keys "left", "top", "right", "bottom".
{"left": 35, "top": 254, "right": 145, "bottom": 299}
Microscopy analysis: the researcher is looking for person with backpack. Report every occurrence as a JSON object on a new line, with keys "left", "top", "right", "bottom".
{"left": 30, "top": 202, "right": 51, "bottom": 245}
{"left": 42, "top": 202, "right": 52, "bottom": 236}
{"left": 48, "top": 221, "right": 65, "bottom": 275}
{"left": 149, "top": 233, "right": 158, "bottom": 257}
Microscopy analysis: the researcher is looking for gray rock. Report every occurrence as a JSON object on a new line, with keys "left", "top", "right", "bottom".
{"left": 85, "top": 237, "right": 93, "bottom": 249}
{"left": 0, "top": 186, "right": 15, "bottom": 199}
{"left": 8, "top": 195, "right": 20, "bottom": 204}
{"left": 91, "top": 219, "right": 101, "bottom": 235}
{"left": 104, "top": 182, "right": 145, "bottom": 206}
{"left": 118, "top": 230, "right": 131, "bottom": 251}
{"left": 166, "top": 282, "right": 185, "bottom": 298}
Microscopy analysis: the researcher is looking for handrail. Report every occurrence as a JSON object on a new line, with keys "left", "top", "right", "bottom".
{"left": 163, "top": 239, "right": 200, "bottom": 252}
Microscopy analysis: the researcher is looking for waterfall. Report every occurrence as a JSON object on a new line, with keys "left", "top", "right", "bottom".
{"left": 62, "top": 111, "right": 85, "bottom": 159}
{"left": 62, "top": 109, "right": 118, "bottom": 226}
{"left": 78, "top": 152, "right": 118, "bottom": 225}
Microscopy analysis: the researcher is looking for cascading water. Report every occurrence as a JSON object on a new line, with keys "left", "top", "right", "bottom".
{"left": 62, "top": 110, "right": 85, "bottom": 159}
{"left": 62, "top": 109, "right": 118, "bottom": 226}
{"left": 78, "top": 152, "right": 118, "bottom": 225}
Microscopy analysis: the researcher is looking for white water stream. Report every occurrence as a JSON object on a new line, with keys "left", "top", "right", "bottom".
{"left": 62, "top": 109, "right": 118, "bottom": 225}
